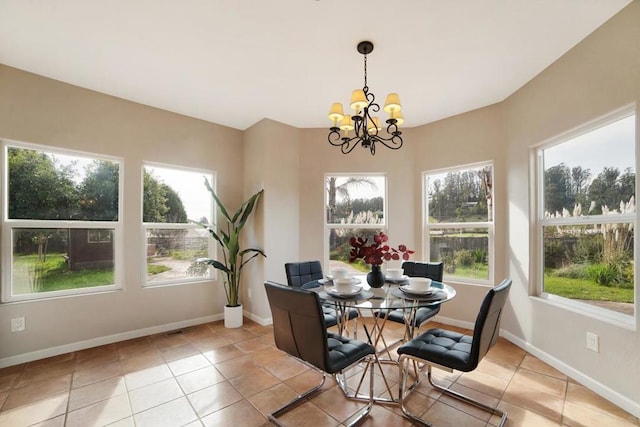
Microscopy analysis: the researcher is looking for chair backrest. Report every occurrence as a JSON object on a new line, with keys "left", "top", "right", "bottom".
{"left": 402, "top": 261, "right": 444, "bottom": 282}
{"left": 264, "top": 281, "right": 330, "bottom": 371}
{"left": 469, "top": 278, "right": 512, "bottom": 369}
{"left": 284, "top": 261, "right": 324, "bottom": 288}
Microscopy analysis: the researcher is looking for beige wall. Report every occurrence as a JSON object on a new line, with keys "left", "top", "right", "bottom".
{"left": 502, "top": 1, "right": 640, "bottom": 414}
{"left": 0, "top": 0, "right": 639, "bottom": 416}
{"left": 0, "top": 64, "right": 244, "bottom": 362}
{"left": 242, "top": 119, "right": 300, "bottom": 321}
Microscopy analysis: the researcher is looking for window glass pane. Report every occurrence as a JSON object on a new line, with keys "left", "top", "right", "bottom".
{"left": 543, "top": 115, "right": 635, "bottom": 216}
{"left": 427, "top": 166, "right": 492, "bottom": 223}
{"left": 143, "top": 165, "right": 212, "bottom": 224}
{"left": 326, "top": 176, "right": 385, "bottom": 225}
{"left": 146, "top": 228, "right": 210, "bottom": 283}
{"left": 12, "top": 228, "right": 115, "bottom": 295}
{"left": 8, "top": 147, "right": 119, "bottom": 221}
{"left": 543, "top": 223, "right": 634, "bottom": 315}
{"left": 429, "top": 228, "right": 489, "bottom": 280}
{"left": 329, "top": 228, "right": 384, "bottom": 274}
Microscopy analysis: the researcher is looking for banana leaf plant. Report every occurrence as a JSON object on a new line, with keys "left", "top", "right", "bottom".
{"left": 197, "top": 179, "right": 265, "bottom": 307}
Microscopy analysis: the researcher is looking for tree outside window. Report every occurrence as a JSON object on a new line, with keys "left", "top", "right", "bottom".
{"left": 424, "top": 163, "right": 494, "bottom": 283}
{"left": 3, "top": 144, "right": 121, "bottom": 301}
{"left": 143, "top": 164, "right": 213, "bottom": 285}
{"left": 325, "top": 174, "right": 385, "bottom": 273}
{"left": 538, "top": 113, "right": 635, "bottom": 317}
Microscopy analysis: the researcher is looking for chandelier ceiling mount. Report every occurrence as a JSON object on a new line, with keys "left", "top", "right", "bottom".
{"left": 327, "top": 41, "right": 403, "bottom": 155}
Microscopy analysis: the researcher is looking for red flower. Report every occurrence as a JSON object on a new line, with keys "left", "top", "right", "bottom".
{"left": 348, "top": 232, "right": 414, "bottom": 266}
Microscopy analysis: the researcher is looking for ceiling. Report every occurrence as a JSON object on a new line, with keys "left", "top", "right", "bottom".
{"left": 0, "top": 0, "right": 633, "bottom": 130}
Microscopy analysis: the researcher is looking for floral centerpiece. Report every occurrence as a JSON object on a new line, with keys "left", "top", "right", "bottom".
{"left": 349, "top": 232, "right": 413, "bottom": 287}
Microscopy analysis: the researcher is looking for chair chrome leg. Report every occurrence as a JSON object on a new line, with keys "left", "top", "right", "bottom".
{"left": 426, "top": 367, "right": 507, "bottom": 427}
{"left": 268, "top": 373, "right": 326, "bottom": 425}
{"left": 398, "top": 355, "right": 507, "bottom": 427}
{"left": 341, "top": 355, "right": 374, "bottom": 427}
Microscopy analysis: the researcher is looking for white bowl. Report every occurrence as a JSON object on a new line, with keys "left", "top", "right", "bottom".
{"left": 386, "top": 268, "right": 403, "bottom": 279}
{"left": 334, "top": 277, "right": 356, "bottom": 292}
{"left": 407, "top": 277, "right": 432, "bottom": 292}
{"left": 331, "top": 268, "right": 349, "bottom": 280}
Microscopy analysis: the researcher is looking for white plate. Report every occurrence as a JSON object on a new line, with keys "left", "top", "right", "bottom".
{"left": 386, "top": 275, "right": 409, "bottom": 283}
{"left": 400, "top": 286, "right": 433, "bottom": 295}
{"left": 326, "top": 277, "right": 361, "bottom": 284}
{"left": 327, "top": 286, "right": 362, "bottom": 297}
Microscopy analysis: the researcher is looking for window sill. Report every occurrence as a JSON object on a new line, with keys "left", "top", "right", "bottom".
{"left": 533, "top": 293, "right": 636, "bottom": 331}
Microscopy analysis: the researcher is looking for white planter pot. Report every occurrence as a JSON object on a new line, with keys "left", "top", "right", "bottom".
{"left": 224, "top": 305, "right": 243, "bottom": 328}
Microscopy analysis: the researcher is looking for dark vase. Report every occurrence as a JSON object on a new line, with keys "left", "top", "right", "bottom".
{"left": 366, "top": 264, "right": 385, "bottom": 288}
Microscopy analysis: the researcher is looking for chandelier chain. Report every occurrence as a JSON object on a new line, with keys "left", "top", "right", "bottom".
{"left": 363, "top": 54, "right": 368, "bottom": 87}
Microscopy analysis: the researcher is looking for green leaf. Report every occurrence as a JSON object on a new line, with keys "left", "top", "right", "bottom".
{"left": 196, "top": 258, "right": 230, "bottom": 273}
{"left": 237, "top": 190, "right": 263, "bottom": 230}
{"left": 204, "top": 177, "right": 231, "bottom": 221}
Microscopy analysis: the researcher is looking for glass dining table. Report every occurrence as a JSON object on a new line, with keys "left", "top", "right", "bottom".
{"left": 314, "top": 275, "right": 457, "bottom": 403}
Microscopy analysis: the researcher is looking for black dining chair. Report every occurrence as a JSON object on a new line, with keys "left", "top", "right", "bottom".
{"left": 284, "top": 261, "right": 358, "bottom": 330}
{"left": 374, "top": 261, "right": 444, "bottom": 341}
{"left": 264, "top": 281, "right": 375, "bottom": 426}
{"left": 397, "top": 278, "right": 512, "bottom": 426}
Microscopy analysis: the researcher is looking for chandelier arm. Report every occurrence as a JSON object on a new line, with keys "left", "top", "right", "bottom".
{"left": 370, "top": 133, "right": 404, "bottom": 150}
{"left": 341, "top": 135, "right": 364, "bottom": 154}
{"left": 328, "top": 127, "right": 362, "bottom": 154}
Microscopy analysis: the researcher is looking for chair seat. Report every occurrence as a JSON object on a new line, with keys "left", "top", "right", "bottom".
{"left": 303, "top": 280, "right": 358, "bottom": 324}
{"left": 398, "top": 328, "right": 473, "bottom": 372}
{"left": 322, "top": 308, "right": 338, "bottom": 328}
{"left": 326, "top": 332, "right": 375, "bottom": 373}
{"left": 374, "top": 306, "right": 440, "bottom": 327}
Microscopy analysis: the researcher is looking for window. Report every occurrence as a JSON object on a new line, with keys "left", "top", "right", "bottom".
{"left": 143, "top": 164, "right": 214, "bottom": 285}
{"left": 537, "top": 111, "right": 635, "bottom": 319}
{"left": 325, "top": 174, "right": 386, "bottom": 272}
{"left": 2, "top": 142, "right": 122, "bottom": 302}
{"left": 424, "top": 163, "right": 494, "bottom": 284}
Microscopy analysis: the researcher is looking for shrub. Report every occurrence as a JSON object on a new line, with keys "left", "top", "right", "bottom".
{"left": 572, "top": 234, "right": 603, "bottom": 264}
{"left": 455, "top": 249, "right": 474, "bottom": 267}
{"left": 552, "top": 264, "right": 588, "bottom": 279}
{"left": 586, "top": 263, "right": 621, "bottom": 286}
{"left": 472, "top": 249, "right": 487, "bottom": 264}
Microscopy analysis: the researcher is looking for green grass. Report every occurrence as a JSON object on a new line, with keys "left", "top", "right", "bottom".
{"left": 148, "top": 264, "right": 171, "bottom": 275}
{"left": 448, "top": 264, "right": 489, "bottom": 280}
{"left": 544, "top": 275, "right": 634, "bottom": 303}
{"left": 13, "top": 253, "right": 113, "bottom": 294}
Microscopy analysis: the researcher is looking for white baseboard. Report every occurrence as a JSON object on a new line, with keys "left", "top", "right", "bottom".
{"left": 0, "top": 314, "right": 223, "bottom": 369}
{"left": 244, "top": 310, "right": 271, "bottom": 326}
{"left": 501, "top": 330, "right": 640, "bottom": 418}
{"left": 433, "top": 315, "right": 475, "bottom": 330}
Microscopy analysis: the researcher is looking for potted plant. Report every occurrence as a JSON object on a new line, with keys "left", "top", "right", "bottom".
{"left": 349, "top": 232, "right": 413, "bottom": 287}
{"left": 197, "top": 178, "right": 265, "bottom": 328}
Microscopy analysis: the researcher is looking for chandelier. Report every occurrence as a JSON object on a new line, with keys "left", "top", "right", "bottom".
{"left": 327, "top": 41, "right": 403, "bottom": 155}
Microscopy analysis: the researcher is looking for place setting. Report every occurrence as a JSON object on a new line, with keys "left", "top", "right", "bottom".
{"left": 320, "top": 267, "right": 371, "bottom": 301}
{"left": 385, "top": 268, "right": 409, "bottom": 284}
{"left": 391, "top": 277, "right": 447, "bottom": 301}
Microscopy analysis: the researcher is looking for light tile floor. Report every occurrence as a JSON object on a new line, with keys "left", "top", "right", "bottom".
{"left": 0, "top": 319, "right": 638, "bottom": 427}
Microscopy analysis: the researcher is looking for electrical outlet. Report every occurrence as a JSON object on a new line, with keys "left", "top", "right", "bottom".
{"left": 586, "top": 332, "right": 599, "bottom": 352}
{"left": 11, "top": 317, "right": 25, "bottom": 332}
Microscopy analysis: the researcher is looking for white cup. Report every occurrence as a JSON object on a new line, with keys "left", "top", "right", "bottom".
{"left": 331, "top": 268, "right": 349, "bottom": 280}
{"left": 334, "top": 277, "right": 356, "bottom": 292}
{"left": 408, "top": 277, "right": 432, "bottom": 292}
{"left": 386, "top": 268, "right": 403, "bottom": 280}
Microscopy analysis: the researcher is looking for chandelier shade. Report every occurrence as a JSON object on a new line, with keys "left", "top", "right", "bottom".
{"left": 327, "top": 41, "right": 404, "bottom": 155}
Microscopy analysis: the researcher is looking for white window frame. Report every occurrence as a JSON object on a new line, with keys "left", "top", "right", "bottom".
{"left": 423, "top": 161, "right": 495, "bottom": 286}
{"left": 142, "top": 162, "right": 215, "bottom": 287}
{"left": 533, "top": 106, "right": 636, "bottom": 327}
{"left": 324, "top": 173, "right": 387, "bottom": 270}
{"left": 1, "top": 140, "right": 123, "bottom": 302}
